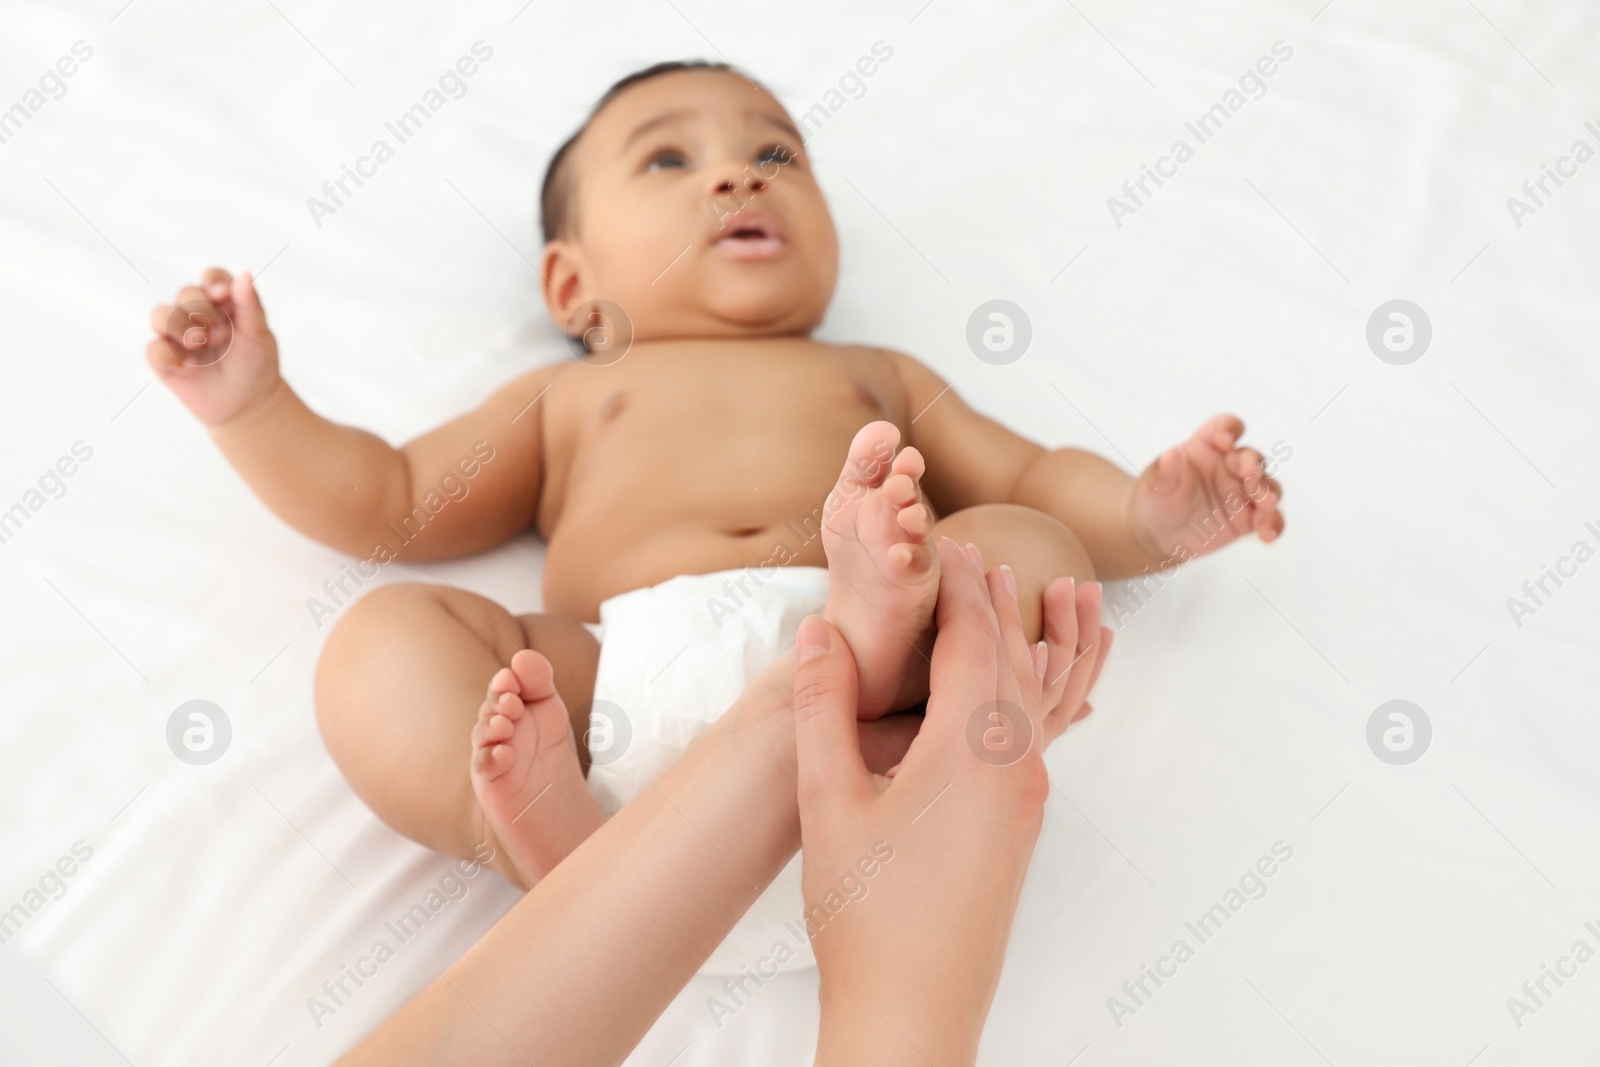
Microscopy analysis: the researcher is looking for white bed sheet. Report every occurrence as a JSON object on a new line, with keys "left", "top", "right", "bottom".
{"left": 2, "top": 0, "right": 1599, "bottom": 1063}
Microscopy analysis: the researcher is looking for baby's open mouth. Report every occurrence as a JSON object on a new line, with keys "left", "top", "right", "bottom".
{"left": 713, "top": 211, "right": 786, "bottom": 259}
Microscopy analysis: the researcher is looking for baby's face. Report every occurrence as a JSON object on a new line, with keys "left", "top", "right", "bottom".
{"left": 544, "top": 70, "right": 839, "bottom": 343}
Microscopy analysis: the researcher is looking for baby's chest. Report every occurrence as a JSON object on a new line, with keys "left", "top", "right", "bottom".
{"left": 563, "top": 349, "right": 903, "bottom": 440}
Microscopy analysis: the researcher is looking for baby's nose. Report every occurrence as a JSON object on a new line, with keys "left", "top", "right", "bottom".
{"left": 707, "top": 165, "right": 766, "bottom": 199}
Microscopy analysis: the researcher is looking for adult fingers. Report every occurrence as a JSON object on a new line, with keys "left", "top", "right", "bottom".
{"left": 985, "top": 564, "right": 1041, "bottom": 714}
{"left": 793, "top": 616, "right": 872, "bottom": 811}
{"left": 926, "top": 538, "right": 1001, "bottom": 731}
{"left": 857, "top": 710, "right": 923, "bottom": 778}
{"left": 1055, "top": 585, "right": 1108, "bottom": 729}
{"left": 1082, "top": 626, "right": 1113, "bottom": 701}
{"left": 1036, "top": 576, "right": 1081, "bottom": 714}
{"left": 1040, "top": 583, "right": 1110, "bottom": 744}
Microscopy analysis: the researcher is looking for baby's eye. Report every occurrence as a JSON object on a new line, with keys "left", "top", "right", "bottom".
{"left": 646, "top": 150, "right": 686, "bottom": 172}
{"left": 757, "top": 144, "right": 795, "bottom": 167}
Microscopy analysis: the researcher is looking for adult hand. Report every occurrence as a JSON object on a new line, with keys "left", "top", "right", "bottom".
{"left": 794, "top": 538, "right": 1111, "bottom": 1066}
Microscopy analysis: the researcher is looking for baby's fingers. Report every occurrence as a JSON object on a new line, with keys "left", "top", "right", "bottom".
{"left": 200, "top": 266, "right": 234, "bottom": 303}
{"left": 146, "top": 336, "right": 188, "bottom": 378}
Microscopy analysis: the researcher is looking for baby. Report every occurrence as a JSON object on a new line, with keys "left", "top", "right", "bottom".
{"left": 146, "top": 62, "right": 1283, "bottom": 906}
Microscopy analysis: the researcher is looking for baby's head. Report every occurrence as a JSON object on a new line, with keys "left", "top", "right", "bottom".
{"left": 539, "top": 62, "right": 839, "bottom": 346}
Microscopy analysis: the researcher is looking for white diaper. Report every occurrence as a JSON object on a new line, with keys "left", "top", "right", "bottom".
{"left": 584, "top": 566, "right": 830, "bottom": 974}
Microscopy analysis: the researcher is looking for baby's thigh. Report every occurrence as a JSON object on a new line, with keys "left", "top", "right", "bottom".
{"left": 931, "top": 504, "right": 1094, "bottom": 639}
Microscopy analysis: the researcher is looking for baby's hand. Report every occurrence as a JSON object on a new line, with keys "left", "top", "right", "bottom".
{"left": 147, "top": 268, "right": 281, "bottom": 425}
{"left": 1130, "top": 414, "right": 1284, "bottom": 563}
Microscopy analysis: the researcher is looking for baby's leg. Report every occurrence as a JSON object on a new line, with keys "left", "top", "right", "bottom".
{"left": 932, "top": 503, "right": 1097, "bottom": 642}
{"left": 821, "top": 422, "right": 940, "bottom": 719}
{"left": 820, "top": 421, "right": 1095, "bottom": 718}
{"left": 315, "top": 583, "right": 602, "bottom": 891}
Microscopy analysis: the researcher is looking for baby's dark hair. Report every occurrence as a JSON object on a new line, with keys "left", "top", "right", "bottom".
{"left": 539, "top": 60, "right": 764, "bottom": 244}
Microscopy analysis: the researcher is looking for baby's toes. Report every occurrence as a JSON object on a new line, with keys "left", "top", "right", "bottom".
{"left": 884, "top": 472, "right": 919, "bottom": 509}
{"left": 473, "top": 712, "right": 515, "bottom": 749}
{"left": 479, "top": 689, "right": 524, "bottom": 725}
{"left": 895, "top": 500, "right": 934, "bottom": 542}
{"left": 888, "top": 529, "right": 938, "bottom": 574}
{"left": 889, "top": 445, "right": 925, "bottom": 483}
{"left": 487, "top": 666, "right": 519, "bottom": 701}
{"left": 472, "top": 741, "right": 514, "bottom": 779}
{"left": 509, "top": 649, "right": 556, "bottom": 701}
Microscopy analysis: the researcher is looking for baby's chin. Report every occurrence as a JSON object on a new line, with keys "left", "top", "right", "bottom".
{"left": 625, "top": 289, "right": 824, "bottom": 340}
{"left": 698, "top": 273, "right": 829, "bottom": 333}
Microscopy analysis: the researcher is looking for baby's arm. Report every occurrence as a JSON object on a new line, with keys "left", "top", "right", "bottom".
{"left": 148, "top": 268, "right": 556, "bottom": 561}
{"left": 887, "top": 350, "right": 1283, "bottom": 579}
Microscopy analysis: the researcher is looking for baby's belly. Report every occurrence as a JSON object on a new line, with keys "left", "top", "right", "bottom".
{"left": 541, "top": 518, "right": 830, "bottom": 621}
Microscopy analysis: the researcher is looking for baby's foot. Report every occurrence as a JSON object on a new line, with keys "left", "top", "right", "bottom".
{"left": 470, "top": 650, "right": 604, "bottom": 891}
{"left": 822, "top": 421, "right": 938, "bottom": 719}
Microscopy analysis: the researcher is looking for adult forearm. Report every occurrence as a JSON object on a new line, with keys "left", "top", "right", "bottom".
{"left": 208, "top": 377, "right": 412, "bottom": 556}
{"left": 340, "top": 650, "right": 803, "bottom": 1067}
{"left": 1010, "top": 449, "right": 1163, "bottom": 578}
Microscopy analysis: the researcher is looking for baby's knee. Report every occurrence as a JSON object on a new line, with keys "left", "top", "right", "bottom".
{"left": 932, "top": 504, "right": 1094, "bottom": 640}
{"left": 321, "top": 582, "right": 438, "bottom": 656}
{"left": 934, "top": 504, "right": 1094, "bottom": 581}
{"left": 316, "top": 583, "right": 446, "bottom": 707}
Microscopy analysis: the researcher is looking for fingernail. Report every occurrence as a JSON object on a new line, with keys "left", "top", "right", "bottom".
{"left": 965, "top": 542, "right": 983, "bottom": 570}
{"left": 1000, "top": 564, "right": 1018, "bottom": 601}
{"left": 796, "top": 615, "right": 830, "bottom": 662}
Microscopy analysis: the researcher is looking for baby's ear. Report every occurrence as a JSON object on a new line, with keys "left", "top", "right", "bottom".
{"left": 539, "top": 241, "right": 589, "bottom": 331}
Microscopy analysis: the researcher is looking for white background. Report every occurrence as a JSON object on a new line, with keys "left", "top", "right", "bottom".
{"left": 1, "top": 0, "right": 1598, "bottom": 1064}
